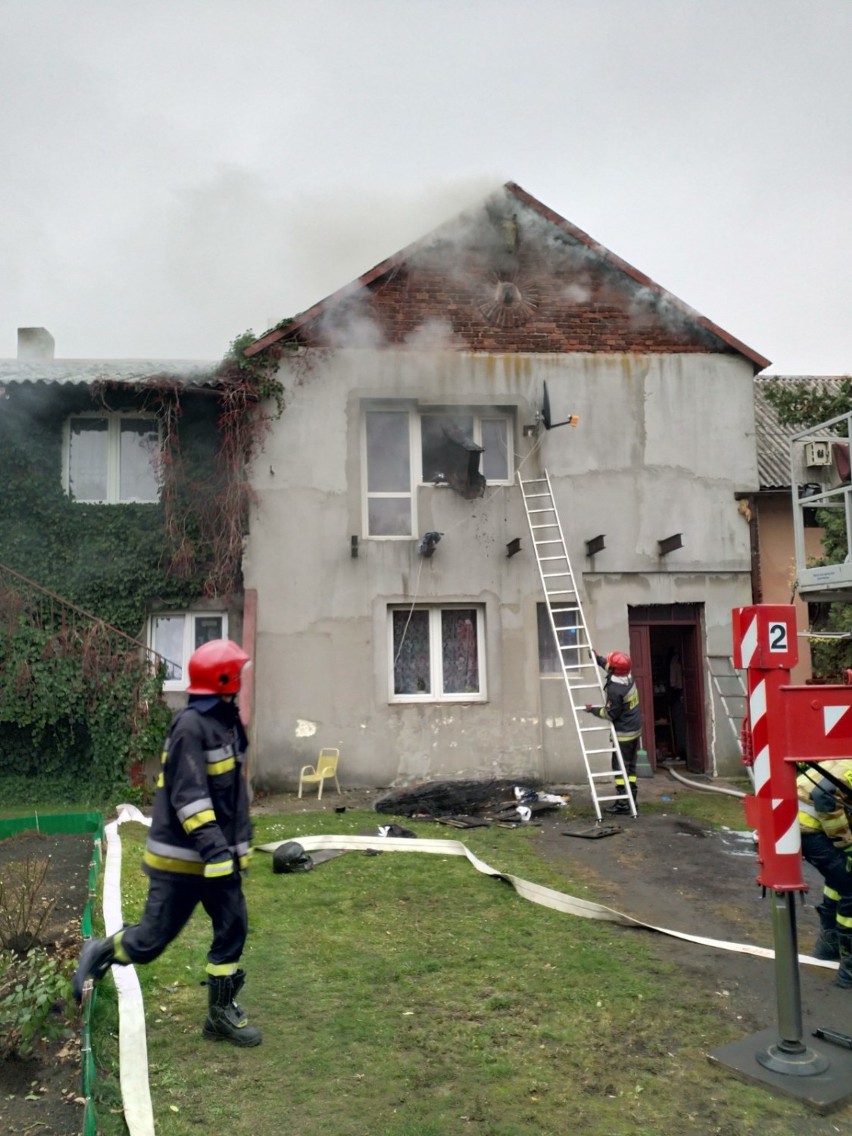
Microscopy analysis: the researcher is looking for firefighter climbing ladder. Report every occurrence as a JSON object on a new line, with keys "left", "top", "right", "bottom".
{"left": 517, "top": 471, "right": 636, "bottom": 821}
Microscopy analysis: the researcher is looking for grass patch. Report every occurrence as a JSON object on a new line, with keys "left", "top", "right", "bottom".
{"left": 643, "top": 786, "right": 750, "bottom": 829}
{"left": 83, "top": 803, "right": 839, "bottom": 1136}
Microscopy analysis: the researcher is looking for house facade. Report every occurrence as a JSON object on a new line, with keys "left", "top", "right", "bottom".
{"left": 0, "top": 340, "right": 243, "bottom": 728}
{"left": 241, "top": 183, "right": 770, "bottom": 790}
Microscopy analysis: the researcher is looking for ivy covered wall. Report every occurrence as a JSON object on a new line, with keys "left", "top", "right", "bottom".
{"left": 0, "top": 381, "right": 231, "bottom": 628}
{"left": 0, "top": 379, "right": 242, "bottom": 804}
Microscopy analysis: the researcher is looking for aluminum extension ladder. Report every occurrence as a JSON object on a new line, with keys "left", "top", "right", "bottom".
{"left": 707, "top": 654, "right": 747, "bottom": 748}
{"left": 518, "top": 470, "right": 637, "bottom": 820}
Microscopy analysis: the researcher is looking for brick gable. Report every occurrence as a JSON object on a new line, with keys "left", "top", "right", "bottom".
{"left": 248, "top": 183, "right": 769, "bottom": 369}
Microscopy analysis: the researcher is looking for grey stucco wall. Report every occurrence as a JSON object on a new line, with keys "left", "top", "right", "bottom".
{"left": 243, "top": 349, "right": 758, "bottom": 790}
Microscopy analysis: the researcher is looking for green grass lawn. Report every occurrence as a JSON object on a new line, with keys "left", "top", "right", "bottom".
{"left": 81, "top": 802, "right": 844, "bottom": 1136}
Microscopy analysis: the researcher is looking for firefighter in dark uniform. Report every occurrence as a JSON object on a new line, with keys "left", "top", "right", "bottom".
{"left": 584, "top": 650, "right": 642, "bottom": 815}
{"left": 797, "top": 758, "right": 852, "bottom": 988}
{"left": 72, "top": 639, "right": 262, "bottom": 1046}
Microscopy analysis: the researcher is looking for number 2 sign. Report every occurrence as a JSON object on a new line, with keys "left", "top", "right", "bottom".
{"left": 732, "top": 605, "right": 798, "bottom": 671}
{"left": 768, "top": 621, "right": 788, "bottom": 653}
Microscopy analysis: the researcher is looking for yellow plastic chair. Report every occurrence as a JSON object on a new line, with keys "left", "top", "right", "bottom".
{"left": 298, "top": 748, "right": 341, "bottom": 800}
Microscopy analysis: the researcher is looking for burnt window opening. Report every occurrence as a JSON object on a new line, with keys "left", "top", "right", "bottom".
{"left": 362, "top": 404, "right": 512, "bottom": 537}
{"left": 424, "top": 419, "right": 485, "bottom": 499}
{"left": 421, "top": 412, "right": 509, "bottom": 497}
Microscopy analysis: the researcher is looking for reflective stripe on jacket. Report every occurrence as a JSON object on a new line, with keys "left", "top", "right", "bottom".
{"left": 589, "top": 671, "right": 642, "bottom": 741}
{"left": 796, "top": 760, "right": 852, "bottom": 848}
{"left": 143, "top": 699, "right": 253, "bottom": 878}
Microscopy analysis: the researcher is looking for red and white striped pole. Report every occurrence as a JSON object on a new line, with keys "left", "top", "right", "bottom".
{"left": 732, "top": 605, "right": 825, "bottom": 1077}
{"left": 734, "top": 606, "right": 805, "bottom": 892}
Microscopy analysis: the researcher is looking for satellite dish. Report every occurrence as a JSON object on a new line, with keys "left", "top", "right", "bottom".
{"left": 540, "top": 381, "right": 579, "bottom": 431}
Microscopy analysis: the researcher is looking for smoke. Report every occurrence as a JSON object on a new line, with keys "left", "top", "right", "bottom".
{"left": 562, "top": 281, "right": 592, "bottom": 304}
{"left": 404, "top": 319, "right": 461, "bottom": 352}
{"left": 5, "top": 167, "right": 505, "bottom": 360}
{"left": 289, "top": 178, "right": 503, "bottom": 351}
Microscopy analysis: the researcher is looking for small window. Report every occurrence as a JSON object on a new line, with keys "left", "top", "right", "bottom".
{"left": 364, "top": 410, "right": 414, "bottom": 537}
{"left": 65, "top": 413, "right": 161, "bottom": 503}
{"left": 150, "top": 612, "right": 227, "bottom": 690}
{"left": 537, "top": 602, "right": 580, "bottom": 674}
{"left": 389, "top": 604, "right": 485, "bottom": 702}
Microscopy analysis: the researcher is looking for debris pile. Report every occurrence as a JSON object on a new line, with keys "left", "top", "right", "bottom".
{"left": 373, "top": 779, "right": 569, "bottom": 827}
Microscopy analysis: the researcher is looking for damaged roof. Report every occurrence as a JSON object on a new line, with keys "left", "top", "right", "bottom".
{"left": 246, "top": 181, "right": 770, "bottom": 371}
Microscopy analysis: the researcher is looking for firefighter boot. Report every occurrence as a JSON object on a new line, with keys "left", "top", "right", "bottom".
{"left": 203, "top": 972, "right": 262, "bottom": 1046}
{"left": 72, "top": 936, "right": 118, "bottom": 1002}
{"left": 605, "top": 782, "right": 636, "bottom": 816}
{"left": 836, "top": 930, "right": 852, "bottom": 990}
{"left": 812, "top": 902, "right": 840, "bottom": 962}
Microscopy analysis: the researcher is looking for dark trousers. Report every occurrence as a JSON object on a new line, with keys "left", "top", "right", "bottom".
{"left": 612, "top": 736, "right": 640, "bottom": 783}
{"left": 801, "top": 831, "right": 852, "bottom": 923}
{"left": 121, "top": 872, "right": 248, "bottom": 969}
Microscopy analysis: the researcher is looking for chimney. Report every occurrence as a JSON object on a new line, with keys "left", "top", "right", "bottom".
{"left": 17, "top": 327, "right": 55, "bottom": 360}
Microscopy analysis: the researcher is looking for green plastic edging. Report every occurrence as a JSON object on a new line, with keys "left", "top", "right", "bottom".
{"left": 0, "top": 812, "right": 103, "bottom": 838}
{"left": 0, "top": 812, "right": 105, "bottom": 1136}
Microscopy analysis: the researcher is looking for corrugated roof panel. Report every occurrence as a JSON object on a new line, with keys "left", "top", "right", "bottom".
{"left": 0, "top": 359, "right": 220, "bottom": 387}
{"left": 753, "top": 375, "right": 847, "bottom": 489}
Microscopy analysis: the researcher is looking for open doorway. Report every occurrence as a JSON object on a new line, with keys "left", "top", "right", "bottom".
{"left": 629, "top": 605, "right": 707, "bottom": 774}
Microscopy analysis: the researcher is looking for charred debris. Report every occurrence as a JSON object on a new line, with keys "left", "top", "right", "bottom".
{"left": 373, "top": 779, "right": 569, "bottom": 828}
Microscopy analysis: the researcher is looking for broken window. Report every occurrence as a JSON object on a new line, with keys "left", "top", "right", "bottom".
{"left": 421, "top": 412, "right": 510, "bottom": 491}
{"left": 390, "top": 604, "right": 485, "bottom": 702}
{"left": 65, "top": 413, "right": 161, "bottom": 503}
{"left": 364, "top": 405, "right": 512, "bottom": 537}
{"left": 149, "top": 611, "right": 227, "bottom": 688}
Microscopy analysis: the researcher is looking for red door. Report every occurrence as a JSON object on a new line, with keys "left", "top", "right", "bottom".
{"left": 628, "top": 624, "right": 654, "bottom": 768}
{"left": 628, "top": 605, "right": 708, "bottom": 774}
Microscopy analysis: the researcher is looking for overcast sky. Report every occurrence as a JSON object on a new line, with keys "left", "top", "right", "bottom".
{"left": 3, "top": 1, "right": 851, "bottom": 374}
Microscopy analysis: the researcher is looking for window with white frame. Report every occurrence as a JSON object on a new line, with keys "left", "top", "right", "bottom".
{"left": 364, "top": 409, "right": 414, "bottom": 537}
{"left": 537, "top": 602, "right": 580, "bottom": 674}
{"left": 149, "top": 612, "right": 228, "bottom": 689}
{"left": 421, "top": 411, "right": 510, "bottom": 484}
{"left": 64, "top": 413, "right": 161, "bottom": 503}
{"left": 363, "top": 406, "right": 513, "bottom": 537}
{"left": 389, "top": 604, "right": 486, "bottom": 702}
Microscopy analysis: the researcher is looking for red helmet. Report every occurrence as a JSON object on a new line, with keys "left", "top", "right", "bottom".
{"left": 186, "top": 639, "right": 250, "bottom": 694}
{"left": 606, "top": 651, "right": 632, "bottom": 675}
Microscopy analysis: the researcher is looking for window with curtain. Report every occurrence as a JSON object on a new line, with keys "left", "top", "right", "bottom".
{"left": 65, "top": 413, "right": 161, "bottom": 503}
{"left": 389, "top": 604, "right": 486, "bottom": 702}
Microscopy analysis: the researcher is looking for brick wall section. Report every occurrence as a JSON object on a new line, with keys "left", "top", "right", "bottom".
{"left": 291, "top": 239, "right": 726, "bottom": 356}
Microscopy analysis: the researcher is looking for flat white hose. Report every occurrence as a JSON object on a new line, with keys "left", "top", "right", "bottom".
{"left": 665, "top": 766, "right": 747, "bottom": 798}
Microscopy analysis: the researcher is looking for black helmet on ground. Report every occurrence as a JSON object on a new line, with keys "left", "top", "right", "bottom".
{"left": 272, "top": 841, "right": 314, "bottom": 874}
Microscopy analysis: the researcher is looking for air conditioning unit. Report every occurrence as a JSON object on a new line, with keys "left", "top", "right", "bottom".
{"left": 804, "top": 440, "right": 832, "bottom": 467}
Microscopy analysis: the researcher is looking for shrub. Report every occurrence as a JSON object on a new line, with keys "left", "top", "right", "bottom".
{"left": 0, "top": 948, "right": 72, "bottom": 1058}
{"left": 0, "top": 856, "right": 56, "bottom": 953}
